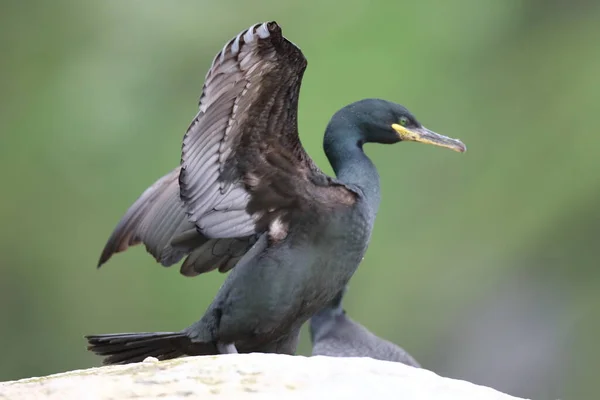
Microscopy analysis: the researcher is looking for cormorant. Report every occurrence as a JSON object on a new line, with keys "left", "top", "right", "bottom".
{"left": 86, "top": 21, "right": 465, "bottom": 364}
{"left": 310, "top": 288, "right": 421, "bottom": 367}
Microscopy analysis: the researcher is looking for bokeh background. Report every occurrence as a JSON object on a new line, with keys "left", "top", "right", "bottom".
{"left": 1, "top": 1, "right": 598, "bottom": 398}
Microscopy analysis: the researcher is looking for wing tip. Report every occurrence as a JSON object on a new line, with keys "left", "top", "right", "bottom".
{"left": 214, "top": 21, "right": 283, "bottom": 66}
{"left": 97, "top": 245, "right": 113, "bottom": 268}
{"left": 96, "top": 248, "right": 116, "bottom": 269}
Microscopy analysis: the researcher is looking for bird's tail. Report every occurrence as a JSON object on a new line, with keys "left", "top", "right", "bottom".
{"left": 85, "top": 331, "right": 210, "bottom": 365}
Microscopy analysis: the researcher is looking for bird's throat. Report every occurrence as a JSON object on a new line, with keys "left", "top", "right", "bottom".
{"left": 324, "top": 136, "right": 381, "bottom": 214}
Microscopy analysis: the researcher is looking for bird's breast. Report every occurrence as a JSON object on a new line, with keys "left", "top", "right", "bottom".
{"left": 215, "top": 201, "right": 375, "bottom": 343}
{"left": 295, "top": 202, "right": 374, "bottom": 302}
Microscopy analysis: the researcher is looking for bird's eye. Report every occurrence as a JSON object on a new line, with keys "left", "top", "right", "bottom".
{"left": 399, "top": 116, "right": 409, "bottom": 126}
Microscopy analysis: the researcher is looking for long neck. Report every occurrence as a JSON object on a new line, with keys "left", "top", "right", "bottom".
{"left": 323, "top": 124, "right": 381, "bottom": 213}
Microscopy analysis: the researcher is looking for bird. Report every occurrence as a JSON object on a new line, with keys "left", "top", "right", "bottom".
{"left": 86, "top": 21, "right": 466, "bottom": 365}
{"left": 310, "top": 287, "right": 421, "bottom": 367}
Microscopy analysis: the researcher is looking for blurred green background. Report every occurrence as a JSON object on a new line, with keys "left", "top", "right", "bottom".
{"left": 1, "top": 0, "right": 598, "bottom": 398}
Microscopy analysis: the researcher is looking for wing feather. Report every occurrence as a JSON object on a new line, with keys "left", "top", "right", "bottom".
{"left": 97, "top": 168, "right": 194, "bottom": 267}
{"left": 97, "top": 167, "right": 260, "bottom": 277}
{"left": 179, "top": 21, "right": 355, "bottom": 241}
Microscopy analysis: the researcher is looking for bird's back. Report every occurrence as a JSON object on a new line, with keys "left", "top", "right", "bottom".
{"left": 311, "top": 311, "right": 420, "bottom": 367}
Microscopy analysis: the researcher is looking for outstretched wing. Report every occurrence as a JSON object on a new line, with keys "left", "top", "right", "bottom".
{"left": 179, "top": 21, "right": 355, "bottom": 241}
{"left": 97, "top": 22, "right": 356, "bottom": 276}
{"left": 97, "top": 167, "right": 260, "bottom": 276}
{"left": 97, "top": 167, "right": 192, "bottom": 267}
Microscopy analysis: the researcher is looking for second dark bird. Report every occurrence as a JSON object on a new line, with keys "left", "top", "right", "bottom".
{"left": 86, "top": 21, "right": 466, "bottom": 364}
{"left": 310, "top": 288, "right": 421, "bottom": 367}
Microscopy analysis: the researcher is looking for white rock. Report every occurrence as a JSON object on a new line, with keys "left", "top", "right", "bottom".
{"left": 0, "top": 354, "right": 527, "bottom": 400}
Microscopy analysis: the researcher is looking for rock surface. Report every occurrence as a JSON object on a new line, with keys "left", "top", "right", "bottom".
{"left": 0, "top": 354, "right": 527, "bottom": 400}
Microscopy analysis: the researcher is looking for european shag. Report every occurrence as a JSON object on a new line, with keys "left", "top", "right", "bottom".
{"left": 310, "top": 288, "right": 421, "bottom": 367}
{"left": 86, "top": 21, "right": 466, "bottom": 364}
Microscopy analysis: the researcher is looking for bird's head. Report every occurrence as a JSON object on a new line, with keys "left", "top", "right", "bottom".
{"left": 335, "top": 99, "right": 467, "bottom": 152}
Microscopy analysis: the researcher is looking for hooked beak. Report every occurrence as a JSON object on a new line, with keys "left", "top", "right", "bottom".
{"left": 391, "top": 124, "right": 467, "bottom": 153}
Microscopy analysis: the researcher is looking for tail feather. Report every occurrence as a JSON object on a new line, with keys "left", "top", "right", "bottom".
{"left": 102, "top": 345, "right": 174, "bottom": 365}
{"left": 85, "top": 331, "right": 202, "bottom": 365}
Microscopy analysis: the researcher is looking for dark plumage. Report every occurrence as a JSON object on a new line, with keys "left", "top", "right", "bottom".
{"left": 87, "top": 21, "right": 465, "bottom": 365}
{"left": 310, "top": 288, "right": 421, "bottom": 367}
